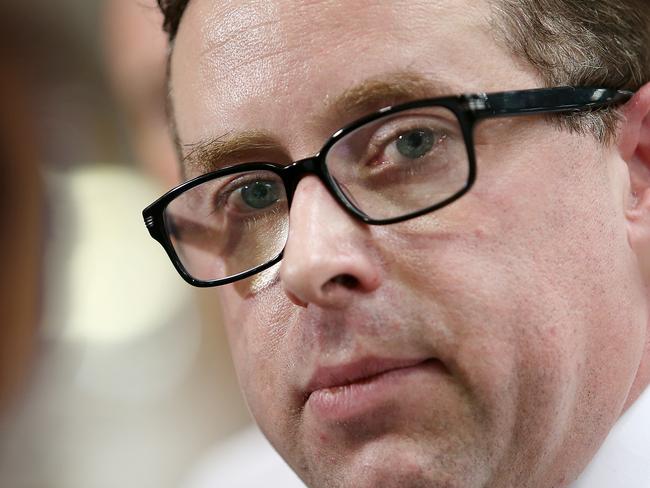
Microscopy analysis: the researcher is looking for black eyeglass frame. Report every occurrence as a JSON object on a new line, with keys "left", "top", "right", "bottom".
{"left": 143, "top": 86, "right": 634, "bottom": 287}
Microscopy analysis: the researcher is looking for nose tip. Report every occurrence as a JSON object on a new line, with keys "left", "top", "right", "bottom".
{"left": 281, "top": 254, "right": 380, "bottom": 309}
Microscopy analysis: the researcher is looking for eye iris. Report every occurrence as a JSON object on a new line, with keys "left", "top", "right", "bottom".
{"left": 395, "top": 129, "right": 435, "bottom": 159}
{"left": 240, "top": 181, "right": 280, "bottom": 209}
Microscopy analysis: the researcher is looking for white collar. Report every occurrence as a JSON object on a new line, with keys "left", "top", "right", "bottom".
{"left": 571, "top": 386, "right": 650, "bottom": 487}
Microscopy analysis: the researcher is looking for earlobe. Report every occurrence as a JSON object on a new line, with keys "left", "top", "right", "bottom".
{"left": 622, "top": 82, "right": 650, "bottom": 282}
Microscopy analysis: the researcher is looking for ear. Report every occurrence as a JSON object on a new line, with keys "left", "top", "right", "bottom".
{"left": 621, "top": 83, "right": 650, "bottom": 281}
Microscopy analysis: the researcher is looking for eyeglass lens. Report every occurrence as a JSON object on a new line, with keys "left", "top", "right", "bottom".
{"left": 326, "top": 106, "right": 469, "bottom": 220}
{"left": 163, "top": 105, "right": 469, "bottom": 282}
{"left": 164, "top": 170, "right": 289, "bottom": 282}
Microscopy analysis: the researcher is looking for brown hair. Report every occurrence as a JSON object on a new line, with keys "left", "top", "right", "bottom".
{"left": 157, "top": 0, "right": 650, "bottom": 141}
{"left": 158, "top": 0, "right": 189, "bottom": 40}
{"left": 492, "top": 0, "right": 650, "bottom": 141}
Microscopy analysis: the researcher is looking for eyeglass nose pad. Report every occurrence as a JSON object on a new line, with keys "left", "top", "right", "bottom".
{"left": 282, "top": 156, "right": 323, "bottom": 203}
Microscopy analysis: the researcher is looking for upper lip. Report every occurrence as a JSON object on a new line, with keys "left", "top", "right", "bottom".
{"left": 304, "top": 356, "right": 431, "bottom": 398}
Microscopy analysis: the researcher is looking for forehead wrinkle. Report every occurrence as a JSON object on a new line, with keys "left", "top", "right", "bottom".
{"left": 198, "top": 1, "right": 280, "bottom": 55}
{"left": 196, "top": 3, "right": 291, "bottom": 87}
{"left": 198, "top": 18, "right": 280, "bottom": 59}
{"left": 182, "top": 130, "right": 287, "bottom": 174}
{"left": 200, "top": 29, "right": 295, "bottom": 86}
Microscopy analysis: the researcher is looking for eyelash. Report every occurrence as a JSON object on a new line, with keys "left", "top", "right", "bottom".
{"left": 210, "top": 174, "right": 286, "bottom": 222}
{"left": 360, "top": 114, "right": 450, "bottom": 166}
{"left": 209, "top": 174, "right": 261, "bottom": 215}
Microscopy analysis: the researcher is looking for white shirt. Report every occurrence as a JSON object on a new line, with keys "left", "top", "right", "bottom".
{"left": 183, "top": 426, "right": 305, "bottom": 488}
{"left": 185, "top": 387, "right": 650, "bottom": 488}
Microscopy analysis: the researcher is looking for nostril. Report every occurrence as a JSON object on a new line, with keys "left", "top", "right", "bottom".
{"left": 330, "top": 274, "right": 359, "bottom": 289}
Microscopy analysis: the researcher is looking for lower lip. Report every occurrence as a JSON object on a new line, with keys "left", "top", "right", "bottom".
{"left": 306, "top": 359, "right": 446, "bottom": 422}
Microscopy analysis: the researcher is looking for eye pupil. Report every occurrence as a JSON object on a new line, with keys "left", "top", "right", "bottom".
{"left": 241, "top": 181, "right": 280, "bottom": 209}
{"left": 396, "top": 129, "right": 436, "bottom": 159}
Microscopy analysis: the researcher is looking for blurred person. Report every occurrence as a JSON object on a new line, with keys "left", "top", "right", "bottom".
{"left": 0, "top": 38, "right": 43, "bottom": 416}
{"left": 103, "top": 0, "right": 180, "bottom": 188}
{"left": 145, "top": 1, "right": 650, "bottom": 487}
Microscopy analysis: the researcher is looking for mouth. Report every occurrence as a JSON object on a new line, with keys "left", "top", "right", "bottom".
{"left": 304, "top": 356, "right": 447, "bottom": 422}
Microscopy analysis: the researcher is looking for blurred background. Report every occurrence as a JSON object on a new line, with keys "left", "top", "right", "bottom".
{"left": 0, "top": 0, "right": 273, "bottom": 486}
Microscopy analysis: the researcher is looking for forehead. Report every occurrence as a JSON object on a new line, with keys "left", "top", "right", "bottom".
{"left": 170, "top": 0, "right": 538, "bottom": 150}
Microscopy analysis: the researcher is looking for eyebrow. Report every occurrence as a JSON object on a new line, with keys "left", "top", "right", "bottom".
{"left": 320, "top": 72, "right": 455, "bottom": 130}
{"left": 182, "top": 71, "right": 455, "bottom": 175}
{"left": 183, "top": 130, "right": 287, "bottom": 175}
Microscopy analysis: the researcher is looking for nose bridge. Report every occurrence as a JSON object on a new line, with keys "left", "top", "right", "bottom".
{"left": 287, "top": 173, "right": 346, "bottom": 250}
{"left": 283, "top": 156, "right": 322, "bottom": 204}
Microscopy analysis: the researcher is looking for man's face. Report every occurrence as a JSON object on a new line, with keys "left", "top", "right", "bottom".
{"left": 170, "top": 1, "right": 648, "bottom": 486}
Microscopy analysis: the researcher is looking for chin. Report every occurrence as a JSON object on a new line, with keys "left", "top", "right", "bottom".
{"left": 294, "top": 434, "right": 491, "bottom": 488}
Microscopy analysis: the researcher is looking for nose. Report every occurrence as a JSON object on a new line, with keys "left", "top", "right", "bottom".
{"left": 279, "top": 176, "right": 382, "bottom": 308}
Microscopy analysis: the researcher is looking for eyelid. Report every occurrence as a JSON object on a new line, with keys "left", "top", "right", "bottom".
{"left": 214, "top": 173, "right": 286, "bottom": 217}
{"left": 362, "top": 113, "right": 456, "bottom": 165}
{"left": 208, "top": 172, "right": 268, "bottom": 214}
{"left": 207, "top": 174, "right": 245, "bottom": 212}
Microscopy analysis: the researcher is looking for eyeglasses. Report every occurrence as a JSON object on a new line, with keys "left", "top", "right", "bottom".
{"left": 143, "top": 86, "right": 633, "bottom": 287}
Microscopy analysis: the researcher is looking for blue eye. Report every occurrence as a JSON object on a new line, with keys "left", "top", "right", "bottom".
{"left": 395, "top": 129, "right": 436, "bottom": 159}
{"left": 239, "top": 180, "right": 281, "bottom": 209}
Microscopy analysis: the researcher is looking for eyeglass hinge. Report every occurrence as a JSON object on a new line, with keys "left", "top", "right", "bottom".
{"left": 465, "top": 93, "right": 490, "bottom": 112}
{"left": 145, "top": 215, "right": 155, "bottom": 228}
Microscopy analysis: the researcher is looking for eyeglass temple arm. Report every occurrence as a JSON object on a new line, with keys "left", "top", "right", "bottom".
{"left": 465, "top": 87, "right": 635, "bottom": 119}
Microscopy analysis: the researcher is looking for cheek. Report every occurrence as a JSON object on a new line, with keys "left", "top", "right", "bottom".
{"left": 218, "top": 287, "right": 263, "bottom": 402}
{"left": 377, "top": 129, "right": 645, "bottom": 464}
{"left": 218, "top": 285, "right": 297, "bottom": 426}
